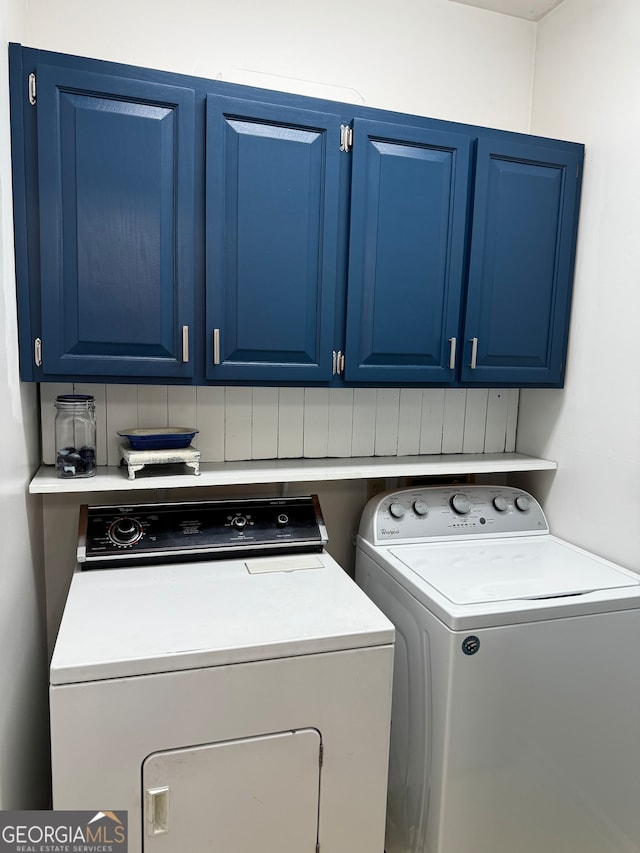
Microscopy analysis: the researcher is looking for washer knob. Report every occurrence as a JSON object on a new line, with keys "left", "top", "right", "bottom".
{"left": 515, "top": 495, "right": 531, "bottom": 512}
{"left": 277, "top": 513, "right": 289, "bottom": 527}
{"left": 451, "top": 494, "right": 471, "bottom": 515}
{"left": 493, "top": 496, "right": 509, "bottom": 512}
{"left": 232, "top": 515, "right": 248, "bottom": 529}
{"left": 389, "top": 502, "right": 406, "bottom": 519}
{"left": 413, "top": 499, "right": 429, "bottom": 517}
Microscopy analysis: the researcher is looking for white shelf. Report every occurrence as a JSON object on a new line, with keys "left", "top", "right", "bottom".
{"left": 29, "top": 453, "right": 556, "bottom": 495}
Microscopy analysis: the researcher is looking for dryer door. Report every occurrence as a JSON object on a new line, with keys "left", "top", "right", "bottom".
{"left": 142, "top": 728, "right": 321, "bottom": 852}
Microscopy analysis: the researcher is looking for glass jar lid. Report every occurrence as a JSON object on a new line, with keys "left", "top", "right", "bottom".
{"left": 55, "top": 394, "right": 95, "bottom": 409}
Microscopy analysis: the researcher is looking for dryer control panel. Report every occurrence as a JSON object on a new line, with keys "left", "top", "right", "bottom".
{"left": 78, "top": 495, "right": 328, "bottom": 569}
{"left": 359, "top": 486, "right": 548, "bottom": 545}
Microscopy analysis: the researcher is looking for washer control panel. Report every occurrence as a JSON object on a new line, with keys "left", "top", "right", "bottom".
{"left": 360, "top": 486, "right": 548, "bottom": 544}
{"left": 78, "top": 495, "right": 327, "bottom": 569}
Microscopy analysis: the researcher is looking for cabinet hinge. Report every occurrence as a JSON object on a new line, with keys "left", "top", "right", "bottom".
{"left": 28, "top": 73, "right": 36, "bottom": 106}
{"left": 34, "top": 337, "right": 42, "bottom": 367}
{"left": 339, "top": 124, "right": 353, "bottom": 152}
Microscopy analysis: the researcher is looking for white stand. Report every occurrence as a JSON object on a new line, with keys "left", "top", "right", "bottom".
{"left": 118, "top": 444, "right": 201, "bottom": 480}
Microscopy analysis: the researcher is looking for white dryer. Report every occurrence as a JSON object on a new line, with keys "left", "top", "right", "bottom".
{"left": 356, "top": 485, "right": 640, "bottom": 853}
{"left": 51, "top": 496, "right": 394, "bottom": 853}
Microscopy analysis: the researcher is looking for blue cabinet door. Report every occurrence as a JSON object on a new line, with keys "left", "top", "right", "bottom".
{"left": 460, "top": 137, "right": 582, "bottom": 386}
{"left": 344, "top": 119, "right": 472, "bottom": 384}
{"left": 37, "top": 64, "right": 195, "bottom": 377}
{"left": 205, "top": 96, "right": 341, "bottom": 382}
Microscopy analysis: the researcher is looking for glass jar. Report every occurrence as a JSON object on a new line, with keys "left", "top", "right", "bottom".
{"left": 55, "top": 394, "right": 97, "bottom": 478}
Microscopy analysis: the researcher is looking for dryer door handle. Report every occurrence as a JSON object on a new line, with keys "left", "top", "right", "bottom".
{"left": 146, "top": 786, "right": 170, "bottom": 836}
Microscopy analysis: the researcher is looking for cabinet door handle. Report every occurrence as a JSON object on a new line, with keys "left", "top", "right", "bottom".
{"left": 469, "top": 337, "right": 478, "bottom": 369}
{"left": 448, "top": 337, "right": 456, "bottom": 370}
{"left": 146, "top": 786, "right": 169, "bottom": 836}
{"left": 213, "top": 329, "right": 221, "bottom": 365}
{"left": 182, "top": 326, "right": 189, "bottom": 363}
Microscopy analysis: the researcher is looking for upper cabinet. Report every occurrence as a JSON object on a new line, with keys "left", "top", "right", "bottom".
{"left": 26, "top": 61, "right": 196, "bottom": 378}
{"left": 460, "top": 138, "right": 582, "bottom": 386}
{"left": 344, "top": 119, "right": 472, "bottom": 384}
{"left": 205, "top": 96, "right": 341, "bottom": 383}
{"left": 9, "top": 44, "right": 584, "bottom": 388}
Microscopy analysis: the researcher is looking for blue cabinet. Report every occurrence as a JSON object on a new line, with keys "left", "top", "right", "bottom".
{"left": 344, "top": 119, "right": 472, "bottom": 384}
{"left": 460, "top": 137, "right": 582, "bottom": 386}
{"left": 10, "top": 45, "right": 583, "bottom": 388}
{"left": 205, "top": 96, "right": 341, "bottom": 382}
{"left": 15, "top": 59, "right": 196, "bottom": 379}
{"left": 344, "top": 127, "right": 581, "bottom": 387}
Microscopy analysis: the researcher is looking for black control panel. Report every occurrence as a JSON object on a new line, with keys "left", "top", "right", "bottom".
{"left": 78, "top": 495, "right": 328, "bottom": 569}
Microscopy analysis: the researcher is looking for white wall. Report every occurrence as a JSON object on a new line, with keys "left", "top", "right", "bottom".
{"left": 0, "top": 0, "right": 49, "bottom": 808}
{"left": 24, "top": 0, "right": 536, "bottom": 129}
{"left": 516, "top": 0, "right": 640, "bottom": 571}
{"left": 39, "top": 385, "right": 519, "bottom": 465}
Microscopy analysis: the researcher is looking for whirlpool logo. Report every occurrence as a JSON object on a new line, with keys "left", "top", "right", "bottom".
{"left": 0, "top": 810, "right": 127, "bottom": 852}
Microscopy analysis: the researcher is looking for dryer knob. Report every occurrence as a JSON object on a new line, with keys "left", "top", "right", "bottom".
{"left": 515, "top": 495, "right": 532, "bottom": 512}
{"left": 108, "top": 517, "right": 143, "bottom": 546}
{"left": 451, "top": 494, "right": 471, "bottom": 515}
{"left": 389, "top": 502, "right": 406, "bottom": 519}
{"left": 413, "top": 499, "right": 429, "bottom": 517}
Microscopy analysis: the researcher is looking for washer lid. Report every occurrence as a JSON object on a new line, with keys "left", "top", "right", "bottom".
{"left": 389, "top": 537, "right": 640, "bottom": 605}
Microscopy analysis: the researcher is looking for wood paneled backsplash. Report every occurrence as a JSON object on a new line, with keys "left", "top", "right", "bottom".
{"left": 40, "top": 384, "right": 519, "bottom": 466}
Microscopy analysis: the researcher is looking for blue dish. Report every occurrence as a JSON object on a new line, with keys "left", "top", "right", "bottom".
{"left": 117, "top": 427, "right": 198, "bottom": 450}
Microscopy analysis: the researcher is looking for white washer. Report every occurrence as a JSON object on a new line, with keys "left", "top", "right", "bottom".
{"left": 356, "top": 485, "right": 640, "bottom": 853}
{"left": 51, "top": 496, "right": 394, "bottom": 853}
